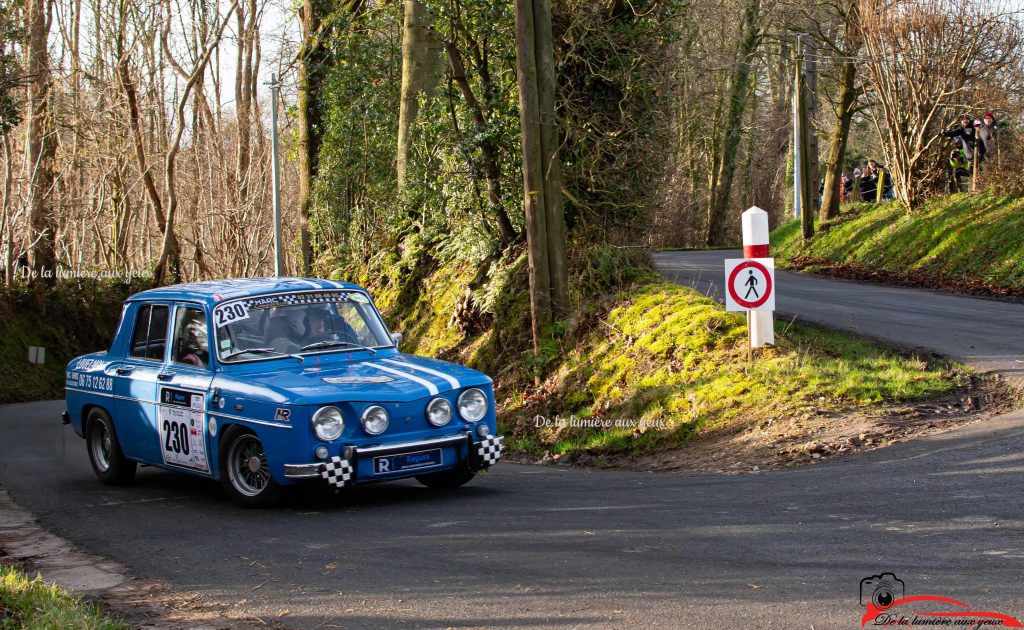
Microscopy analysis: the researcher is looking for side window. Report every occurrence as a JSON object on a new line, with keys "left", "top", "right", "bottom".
{"left": 171, "top": 306, "right": 210, "bottom": 368}
{"left": 129, "top": 304, "right": 169, "bottom": 361}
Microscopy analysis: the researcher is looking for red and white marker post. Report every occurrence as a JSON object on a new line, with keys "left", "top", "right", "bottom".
{"left": 740, "top": 206, "right": 774, "bottom": 359}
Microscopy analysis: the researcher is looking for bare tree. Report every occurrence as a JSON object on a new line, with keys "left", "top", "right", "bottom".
{"left": 816, "top": 0, "right": 861, "bottom": 222}
{"left": 24, "top": 0, "right": 56, "bottom": 284}
{"left": 705, "top": 0, "right": 762, "bottom": 246}
{"left": 859, "top": 0, "right": 1022, "bottom": 208}
{"left": 153, "top": 0, "right": 238, "bottom": 284}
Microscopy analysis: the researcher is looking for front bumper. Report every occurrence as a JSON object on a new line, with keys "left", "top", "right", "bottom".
{"left": 283, "top": 431, "right": 505, "bottom": 487}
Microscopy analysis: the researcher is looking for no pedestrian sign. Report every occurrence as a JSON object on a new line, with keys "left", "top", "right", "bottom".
{"left": 724, "top": 258, "right": 775, "bottom": 312}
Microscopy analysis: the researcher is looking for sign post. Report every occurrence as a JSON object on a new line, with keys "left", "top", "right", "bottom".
{"left": 743, "top": 207, "right": 774, "bottom": 348}
{"left": 725, "top": 257, "right": 775, "bottom": 361}
{"left": 727, "top": 206, "right": 776, "bottom": 360}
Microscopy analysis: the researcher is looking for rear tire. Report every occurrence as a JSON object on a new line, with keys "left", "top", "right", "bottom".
{"left": 86, "top": 408, "right": 137, "bottom": 485}
{"left": 416, "top": 468, "right": 475, "bottom": 489}
{"left": 219, "top": 428, "right": 284, "bottom": 508}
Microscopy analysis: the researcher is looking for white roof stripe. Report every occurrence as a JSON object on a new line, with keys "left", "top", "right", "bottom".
{"left": 368, "top": 363, "right": 439, "bottom": 396}
{"left": 382, "top": 358, "right": 460, "bottom": 390}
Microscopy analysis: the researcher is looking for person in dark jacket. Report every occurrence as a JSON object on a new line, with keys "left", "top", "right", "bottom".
{"left": 859, "top": 162, "right": 878, "bottom": 199}
{"left": 942, "top": 115, "right": 982, "bottom": 161}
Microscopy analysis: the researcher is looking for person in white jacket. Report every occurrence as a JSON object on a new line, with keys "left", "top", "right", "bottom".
{"left": 976, "top": 112, "right": 998, "bottom": 162}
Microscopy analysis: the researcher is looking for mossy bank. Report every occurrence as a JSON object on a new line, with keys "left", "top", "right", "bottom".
{"left": 328, "top": 240, "right": 967, "bottom": 461}
{"left": 0, "top": 280, "right": 146, "bottom": 404}
{"left": 771, "top": 193, "right": 1024, "bottom": 296}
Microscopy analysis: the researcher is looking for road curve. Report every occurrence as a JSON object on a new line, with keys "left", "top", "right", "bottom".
{"left": 651, "top": 249, "right": 1024, "bottom": 380}
{"left": 2, "top": 400, "right": 1024, "bottom": 628}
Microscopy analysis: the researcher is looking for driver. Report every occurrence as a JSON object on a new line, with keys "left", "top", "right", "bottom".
{"left": 301, "top": 307, "right": 329, "bottom": 344}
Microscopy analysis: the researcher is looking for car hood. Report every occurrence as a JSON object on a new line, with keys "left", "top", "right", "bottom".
{"left": 213, "top": 352, "right": 491, "bottom": 405}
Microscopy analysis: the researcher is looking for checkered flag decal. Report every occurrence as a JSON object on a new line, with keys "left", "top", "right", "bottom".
{"left": 321, "top": 456, "right": 354, "bottom": 488}
{"left": 476, "top": 436, "right": 504, "bottom": 466}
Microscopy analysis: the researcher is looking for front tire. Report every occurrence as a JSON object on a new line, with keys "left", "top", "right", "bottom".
{"left": 416, "top": 467, "right": 476, "bottom": 489}
{"left": 219, "top": 429, "right": 284, "bottom": 507}
{"left": 86, "top": 408, "right": 136, "bottom": 485}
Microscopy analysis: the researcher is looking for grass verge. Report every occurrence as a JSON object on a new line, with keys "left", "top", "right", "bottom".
{"left": 337, "top": 240, "right": 967, "bottom": 462}
{"left": 500, "top": 279, "right": 965, "bottom": 460}
{"left": 0, "top": 563, "right": 128, "bottom": 629}
{"left": 771, "top": 193, "right": 1024, "bottom": 296}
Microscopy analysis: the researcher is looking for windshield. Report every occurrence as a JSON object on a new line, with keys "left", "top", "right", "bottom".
{"left": 214, "top": 290, "right": 391, "bottom": 363}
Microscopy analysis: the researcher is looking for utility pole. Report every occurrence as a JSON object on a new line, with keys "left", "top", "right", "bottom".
{"left": 268, "top": 73, "right": 284, "bottom": 277}
{"left": 795, "top": 39, "right": 813, "bottom": 240}
{"left": 805, "top": 36, "right": 819, "bottom": 214}
{"left": 792, "top": 39, "right": 802, "bottom": 221}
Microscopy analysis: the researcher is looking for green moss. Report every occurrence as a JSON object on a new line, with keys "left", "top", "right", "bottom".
{"left": 506, "top": 280, "right": 963, "bottom": 457}
{"left": 331, "top": 240, "right": 963, "bottom": 461}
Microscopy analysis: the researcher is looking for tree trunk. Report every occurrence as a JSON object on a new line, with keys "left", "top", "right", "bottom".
{"left": 705, "top": 0, "right": 760, "bottom": 247}
{"left": 297, "top": 0, "right": 332, "bottom": 276}
{"left": 2, "top": 134, "right": 13, "bottom": 284}
{"left": 153, "top": 0, "right": 237, "bottom": 285}
{"left": 234, "top": 0, "right": 258, "bottom": 206}
{"left": 24, "top": 0, "right": 56, "bottom": 284}
{"left": 515, "top": 0, "right": 552, "bottom": 356}
{"left": 116, "top": 12, "right": 176, "bottom": 269}
{"left": 532, "top": 0, "right": 568, "bottom": 317}
{"left": 397, "top": 0, "right": 442, "bottom": 190}
{"left": 819, "top": 56, "right": 856, "bottom": 223}
{"left": 515, "top": 0, "right": 569, "bottom": 370}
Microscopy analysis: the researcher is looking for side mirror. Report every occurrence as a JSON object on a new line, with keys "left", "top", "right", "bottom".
{"left": 390, "top": 332, "right": 403, "bottom": 349}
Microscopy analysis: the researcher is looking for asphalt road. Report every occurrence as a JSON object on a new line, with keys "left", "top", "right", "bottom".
{"left": 3, "top": 260, "right": 1024, "bottom": 628}
{"left": 651, "top": 249, "right": 1024, "bottom": 379}
{"left": 2, "top": 400, "right": 1024, "bottom": 629}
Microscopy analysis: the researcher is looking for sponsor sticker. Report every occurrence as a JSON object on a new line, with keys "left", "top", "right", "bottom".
{"left": 158, "top": 387, "right": 210, "bottom": 473}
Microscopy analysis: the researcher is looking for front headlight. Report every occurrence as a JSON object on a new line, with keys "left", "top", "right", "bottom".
{"left": 426, "top": 398, "right": 452, "bottom": 427}
{"left": 361, "top": 405, "right": 389, "bottom": 435}
{"left": 457, "top": 388, "right": 488, "bottom": 422}
{"left": 312, "top": 406, "right": 344, "bottom": 441}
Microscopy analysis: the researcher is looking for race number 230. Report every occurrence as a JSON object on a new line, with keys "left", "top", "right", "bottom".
{"left": 163, "top": 419, "right": 191, "bottom": 456}
{"left": 214, "top": 302, "right": 249, "bottom": 327}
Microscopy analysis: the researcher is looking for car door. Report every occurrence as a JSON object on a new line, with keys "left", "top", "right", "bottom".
{"left": 112, "top": 301, "right": 171, "bottom": 464}
{"left": 153, "top": 304, "right": 216, "bottom": 475}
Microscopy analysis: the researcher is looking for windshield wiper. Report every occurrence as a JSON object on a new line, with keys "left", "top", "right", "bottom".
{"left": 222, "top": 347, "right": 304, "bottom": 362}
{"left": 299, "top": 340, "right": 377, "bottom": 355}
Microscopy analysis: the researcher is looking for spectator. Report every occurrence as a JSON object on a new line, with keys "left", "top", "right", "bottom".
{"left": 948, "top": 148, "right": 970, "bottom": 193}
{"left": 859, "top": 162, "right": 878, "bottom": 199}
{"left": 942, "top": 115, "right": 980, "bottom": 161}
{"left": 977, "top": 111, "right": 998, "bottom": 160}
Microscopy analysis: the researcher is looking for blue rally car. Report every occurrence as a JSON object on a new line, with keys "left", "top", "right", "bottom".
{"left": 63, "top": 278, "right": 504, "bottom": 506}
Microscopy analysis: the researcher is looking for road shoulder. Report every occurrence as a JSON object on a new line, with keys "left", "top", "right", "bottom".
{"left": 0, "top": 487, "right": 285, "bottom": 630}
